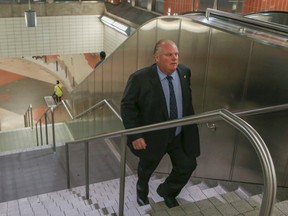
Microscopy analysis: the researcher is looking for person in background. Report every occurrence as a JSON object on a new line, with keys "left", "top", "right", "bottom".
{"left": 53, "top": 80, "right": 63, "bottom": 103}
{"left": 95, "top": 51, "right": 106, "bottom": 68}
{"left": 121, "top": 39, "right": 200, "bottom": 208}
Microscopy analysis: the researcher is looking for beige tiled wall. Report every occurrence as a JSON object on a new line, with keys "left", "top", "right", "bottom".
{"left": 103, "top": 25, "right": 128, "bottom": 56}
{"left": 0, "top": 15, "right": 103, "bottom": 57}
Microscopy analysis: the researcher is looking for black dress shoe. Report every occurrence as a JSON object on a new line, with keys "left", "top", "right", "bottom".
{"left": 156, "top": 187, "right": 179, "bottom": 208}
{"left": 163, "top": 197, "right": 179, "bottom": 208}
{"left": 136, "top": 181, "right": 149, "bottom": 206}
{"left": 137, "top": 194, "right": 149, "bottom": 206}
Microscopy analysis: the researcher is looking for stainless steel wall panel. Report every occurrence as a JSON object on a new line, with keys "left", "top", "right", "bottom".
{"left": 195, "top": 121, "right": 238, "bottom": 179}
{"left": 73, "top": 80, "right": 88, "bottom": 115}
{"left": 65, "top": 14, "right": 288, "bottom": 187}
{"left": 204, "top": 29, "right": 251, "bottom": 112}
{"left": 123, "top": 33, "right": 138, "bottom": 86}
{"left": 179, "top": 19, "right": 210, "bottom": 113}
{"left": 98, "top": 46, "right": 125, "bottom": 134}
{"left": 232, "top": 42, "right": 288, "bottom": 185}
{"left": 156, "top": 18, "right": 181, "bottom": 43}
{"left": 245, "top": 43, "right": 288, "bottom": 107}
{"left": 111, "top": 46, "right": 125, "bottom": 107}
{"left": 232, "top": 112, "right": 288, "bottom": 185}
{"left": 178, "top": 19, "right": 211, "bottom": 178}
{"left": 196, "top": 28, "right": 252, "bottom": 180}
{"left": 137, "top": 19, "right": 157, "bottom": 69}
{"left": 233, "top": 131, "right": 263, "bottom": 183}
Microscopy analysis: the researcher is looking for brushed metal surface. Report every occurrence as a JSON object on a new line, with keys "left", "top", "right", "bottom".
{"left": 67, "top": 14, "right": 288, "bottom": 186}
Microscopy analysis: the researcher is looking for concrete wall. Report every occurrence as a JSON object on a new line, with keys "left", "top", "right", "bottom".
{"left": 0, "top": 2, "right": 105, "bottom": 18}
{"left": 0, "top": 15, "right": 103, "bottom": 57}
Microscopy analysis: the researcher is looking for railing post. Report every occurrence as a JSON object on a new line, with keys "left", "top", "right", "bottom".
{"left": 24, "top": 104, "right": 33, "bottom": 129}
{"left": 40, "top": 119, "right": 43, "bottom": 146}
{"left": 36, "top": 123, "right": 39, "bottom": 146}
{"left": 119, "top": 135, "right": 127, "bottom": 216}
{"left": 51, "top": 108, "right": 56, "bottom": 152}
{"left": 30, "top": 104, "right": 33, "bottom": 130}
{"left": 24, "top": 114, "right": 27, "bottom": 127}
{"left": 66, "top": 143, "right": 70, "bottom": 189}
{"left": 45, "top": 112, "right": 49, "bottom": 145}
{"left": 85, "top": 141, "right": 89, "bottom": 200}
{"left": 27, "top": 105, "right": 31, "bottom": 128}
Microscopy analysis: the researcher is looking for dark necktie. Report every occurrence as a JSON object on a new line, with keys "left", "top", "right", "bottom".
{"left": 166, "top": 75, "right": 178, "bottom": 120}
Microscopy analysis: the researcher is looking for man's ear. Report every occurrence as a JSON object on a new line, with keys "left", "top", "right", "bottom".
{"left": 154, "top": 54, "right": 159, "bottom": 62}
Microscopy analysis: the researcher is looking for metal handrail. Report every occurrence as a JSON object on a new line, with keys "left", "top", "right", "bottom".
{"left": 207, "top": 103, "right": 288, "bottom": 131}
{"left": 35, "top": 105, "right": 55, "bottom": 149}
{"left": 235, "top": 103, "right": 288, "bottom": 117}
{"left": 207, "top": 104, "right": 288, "bottom": 131}
{"left": 65, "top": 104, "right": 287, "bottom": 144}
{"left": 205, "top": 8, "right": 288, "bottom": 34}
{"left": 35, "top": 96, "right": 288, "bottom": 152}
{"left": 65, "top": 108, "right": 277, "bottom": 216}
{"left": 46, "top": 98, "right": 288, "bottom": 149}
{"left": 34, "top": 99, "right": 120, "bottom": 151}
{"left": 62, "top": 100, "right": 74, "bottom": 119}
{"left": 73, "top": 99, "right": 121, "bottom": 120}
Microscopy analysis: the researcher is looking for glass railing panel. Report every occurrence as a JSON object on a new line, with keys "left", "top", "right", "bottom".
{"left": 35, "top": 103, "right": 74, "bottom": 147}
{"left": 66, "top": 137, "right": 122, "bottom": 189}
{"left": 49, "top": 103, "right": 73, "bottom": 124}
{"left": 65, "top": 101, "right": 123, "bottom": 141}
{"left": 65, "top": 103, "right": 126, "bottom": 202}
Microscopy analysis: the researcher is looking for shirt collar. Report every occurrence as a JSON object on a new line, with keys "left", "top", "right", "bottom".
{"left": 156, "top": 65, "right": 177, "bottom": 81}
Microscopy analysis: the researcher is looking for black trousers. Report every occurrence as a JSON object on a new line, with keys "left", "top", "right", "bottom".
{"left": 137, "top": 133, "right": 197, "bottom": 198}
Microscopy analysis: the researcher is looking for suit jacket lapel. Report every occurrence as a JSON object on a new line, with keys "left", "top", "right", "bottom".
{"left": 177, "top": 67, "right": 189, "bottom": 116}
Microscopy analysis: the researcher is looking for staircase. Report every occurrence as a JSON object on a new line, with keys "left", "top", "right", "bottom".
{"left": 1, "top": 127, "right": 288, "bottom": 216}
{"left": 1, "top": 172, "right": 288, "bottom": 216}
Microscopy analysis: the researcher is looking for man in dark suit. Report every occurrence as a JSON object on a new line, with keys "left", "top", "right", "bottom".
{"left": 121, "top": 39, "right": 200, "bottom": 208}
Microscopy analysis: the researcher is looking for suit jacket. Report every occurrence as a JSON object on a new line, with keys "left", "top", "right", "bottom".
{"left": 121, "top": 63, "right": 200, "bottom": 160}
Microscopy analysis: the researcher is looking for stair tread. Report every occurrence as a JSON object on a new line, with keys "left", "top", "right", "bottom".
{"left": 1, "top": 174, "right": 288, "bottom": 216}
{"left": 0, "top": 129, "right": 287, "bottom": 216}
